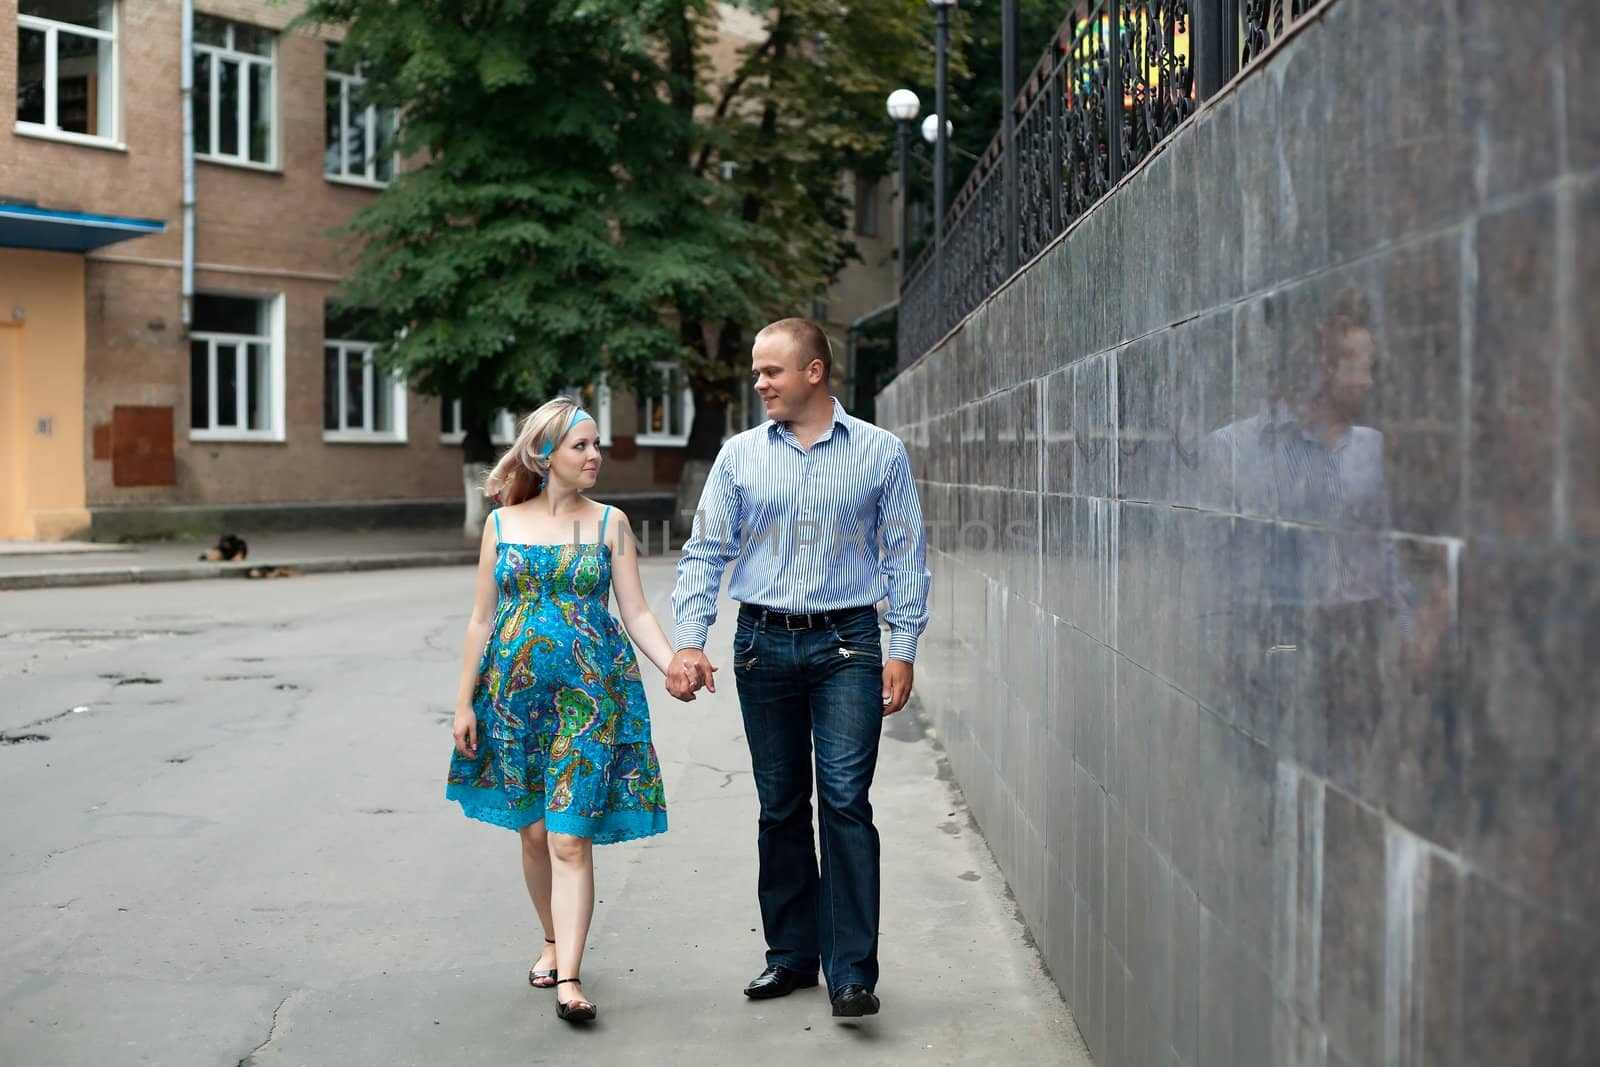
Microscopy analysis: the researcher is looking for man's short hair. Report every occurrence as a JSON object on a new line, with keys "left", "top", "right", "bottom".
{"left": 756, "top": 317, "right": 833, "bottom": 380}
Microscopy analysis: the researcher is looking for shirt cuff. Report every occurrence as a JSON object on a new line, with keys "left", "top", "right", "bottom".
{"left": 886, "top": 631, "right": 919, "bottom": 664}
{"left": 674, "top": 620, "right": 709, "bottom": 653}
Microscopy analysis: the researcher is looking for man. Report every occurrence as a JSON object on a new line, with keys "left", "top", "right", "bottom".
{"left": 1200, "top": 288, "right": 1434, "bottom": 761}
{"left": 667, "top": 318, "right": 930, "bottom": 1019}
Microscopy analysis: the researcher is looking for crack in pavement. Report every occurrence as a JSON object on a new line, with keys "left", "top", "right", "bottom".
{"left": 237, "top": 989, "right": 298, "bottom": 1067}
{"left": 679, "top": 760, "right": 747, "bottom": 791}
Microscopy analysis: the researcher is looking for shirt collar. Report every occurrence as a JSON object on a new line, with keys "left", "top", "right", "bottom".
{"left": 1268, "top": 400, "right": 1352, "bottom": 451}
{"left": 768, "top": 396, "right": 852, "bottom": 444}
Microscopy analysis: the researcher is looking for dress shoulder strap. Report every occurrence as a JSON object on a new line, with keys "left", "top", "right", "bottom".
{"left": 492, "top": 508, "right": 501, "bottom": 544}
{"left": 598, "top": 506, "right": 611, "bottom": 545}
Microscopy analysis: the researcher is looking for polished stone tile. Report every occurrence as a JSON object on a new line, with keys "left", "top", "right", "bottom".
{"left": 1074, "top": 352, "right": 1115, "bottom": 499}
{"left": 1569, "top": 0, "right": 1600, "bottom": 174}
{"left": 1458, "top": 0, "right": 1562, "bottom": 203}
{"left": 1197, "top": 902, "right": 1237, "bottom": 1067}
{"left": 1366, "top": 0, "right": 1472, "bottom": 243}
{"left": 1460, "top": 873, "right": 1599, "bottom": 1066}
{"left": 1170, "top": 310, "right": 1235, "bottom": 514}
{"left": 1170, "top": 880, "right": 1202, "bottom": 1066}
{"left": 1318, "top": 787, "right": 1385, "bottom": 1066}
{"left": 1374, "top": 233, "right": 1466, "bottom": 537}
{"left": 1193, "top": 92, "right": 1245, "bottom": 308}
{"left": 1115, "top": 502, "right": 1160, "bottom": 671}
{"left": 1470, "top": 193, "right": 1560, "bottom": 538}
{"left": 1571, "top": 178, "right": 1600, "bottom": 536}
{"left": 1116, "top": 332, "right": 1175, "bottom": 506}
{"left": 1239, "top": 29, "right": 1329, "bottom": 291}
{"left": 1167, "top": 129, "right": 1201, "bottom": 324}
{"left": 1458, "top": 544, "right": 1600, "bottom": 919}
{"left": 1105, "top": 798, "right": 1130, "bottom": 973}
{"left": 1042, "top": 366, "right": 1076, "bottom": 495}
{"left": 1112, "top": 656, "right": 1157, "bottom": 835}
{"left": 1270, "top": 766, "right": 1325, "bottom": 1017}
{"left": 1071, "top": 626, "right": 1112, "bottom": 787}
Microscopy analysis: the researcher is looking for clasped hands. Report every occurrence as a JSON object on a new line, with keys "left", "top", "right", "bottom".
{"left": 665, "top": 647, "right": 915, "bottom": 717}
{"left": 666, "top": 648, "right": 718, "bottom": 701}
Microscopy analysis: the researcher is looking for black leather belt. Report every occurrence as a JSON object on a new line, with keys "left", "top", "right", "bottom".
{"left": 739, "top": 603, "right": 877, "bottom": 631}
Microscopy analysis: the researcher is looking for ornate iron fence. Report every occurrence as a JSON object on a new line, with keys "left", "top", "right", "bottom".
{"left": 896, "top": 0, "right": 1318, "bottom": 366}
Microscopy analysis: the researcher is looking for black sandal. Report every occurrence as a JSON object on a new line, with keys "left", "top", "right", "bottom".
{"left": 529, "top": 938, "right": 557, "bottom": 989}
{"left": 555, "top": 977, "right": 597, "bottom": 1023}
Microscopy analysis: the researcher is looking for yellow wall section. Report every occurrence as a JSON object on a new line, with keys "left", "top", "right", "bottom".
{"left": 0, "top": 250, "right": 89, "bottom": 540}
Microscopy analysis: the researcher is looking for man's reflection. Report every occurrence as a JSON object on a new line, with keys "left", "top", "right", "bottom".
{"left": 1203, "top": 288, "right": 1416, "bottom": 758}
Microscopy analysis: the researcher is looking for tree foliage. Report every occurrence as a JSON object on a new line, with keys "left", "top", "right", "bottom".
{"left": 297, "top": 0, "right": 772, "bottom": 461}
{"left": 298, "top": 1, "right": 948, "bottom": 463}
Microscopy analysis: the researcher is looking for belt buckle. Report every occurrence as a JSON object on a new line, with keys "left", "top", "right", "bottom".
{"left": 784, "top": 612, "right": 812, "bottom": 631}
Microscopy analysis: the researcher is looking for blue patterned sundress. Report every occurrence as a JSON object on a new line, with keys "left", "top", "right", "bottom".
{"left": 445, "top": 506, "right": 668, "bottom": 844}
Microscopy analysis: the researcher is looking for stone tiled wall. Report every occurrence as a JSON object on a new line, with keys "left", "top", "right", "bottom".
{"left": 879, "top": 2, "right": 1598, "bottom": 1064}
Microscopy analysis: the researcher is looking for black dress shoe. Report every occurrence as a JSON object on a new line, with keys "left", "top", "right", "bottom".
{"left": 743, "top": 964, "right": 820, "bottom": 999}
{"left": 830, "top": 984, "right": 880, "bottom": 1017}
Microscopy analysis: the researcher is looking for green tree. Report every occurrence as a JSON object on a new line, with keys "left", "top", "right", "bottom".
{"left": 296, "top": 0, "right": 772, "bottom": 480}
{"left": 667, "top": 0, "right": 929, "bottom": 461}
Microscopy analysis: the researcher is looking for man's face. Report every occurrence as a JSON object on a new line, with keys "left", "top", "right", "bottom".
{"left": 1326, "top": 326, "right": 1376, "bottom": 420}
{"left": 751, "top": 334, "right": 821, "bottom": 422}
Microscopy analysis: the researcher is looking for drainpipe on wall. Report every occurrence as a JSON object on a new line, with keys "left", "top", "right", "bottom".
{"left": 179, "top": 0, "right": 195, "bottom": 325}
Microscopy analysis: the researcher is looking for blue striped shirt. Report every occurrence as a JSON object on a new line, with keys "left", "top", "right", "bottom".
{"left": 671, "top": 397, "right": 931, "bottom": 663}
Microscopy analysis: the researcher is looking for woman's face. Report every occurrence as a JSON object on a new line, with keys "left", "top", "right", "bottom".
{"left": 547, "top": 421, "right": 602, "bottom": 489}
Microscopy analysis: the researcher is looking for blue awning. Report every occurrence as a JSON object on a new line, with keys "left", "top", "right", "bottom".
{"left": 0, "top": 204, "right": 165, "bottom": 253}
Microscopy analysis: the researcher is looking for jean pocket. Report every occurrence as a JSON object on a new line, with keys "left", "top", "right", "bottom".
{"left": 733, "top": 624, "right": 758, "bottom": 663}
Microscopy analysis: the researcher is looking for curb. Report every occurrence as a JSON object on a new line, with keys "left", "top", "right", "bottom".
{"left": 0, "top": 550, "right": 479, "bottom": 592}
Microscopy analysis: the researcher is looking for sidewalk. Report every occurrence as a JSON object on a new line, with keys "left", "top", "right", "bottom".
{"left": 0, "top": 528, "right": 481, "bottom": 591}
{"left": 0, "top": 559, "right": 1093, "bottom": 1065}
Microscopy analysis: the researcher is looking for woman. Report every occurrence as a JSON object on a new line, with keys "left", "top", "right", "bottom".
{"left": 446, "top": 397, "right": 675, "bottom": 1024}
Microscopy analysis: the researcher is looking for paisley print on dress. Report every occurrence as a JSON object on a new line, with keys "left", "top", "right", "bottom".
{"left": 445, "top": 515, "right": 668, "bottom": 844}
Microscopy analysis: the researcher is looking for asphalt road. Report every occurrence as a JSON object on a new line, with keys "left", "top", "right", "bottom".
{"left": 0, "top": 562, "right": 1090, "bottom": 1066}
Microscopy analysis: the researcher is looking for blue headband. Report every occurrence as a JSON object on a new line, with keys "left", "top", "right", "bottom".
{"left": 540, "top": 408, "right": 594, "bottom": 459}
{"left": 536, "top": 408, "right": 595, "bottom": 489}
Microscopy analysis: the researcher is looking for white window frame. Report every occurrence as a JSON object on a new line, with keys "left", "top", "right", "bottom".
{"left": 324, "top": 46, "right": 397, "bottom": 187}
{"left": 441, "top": 389, "right": 611, "bottom": 448}
{"left": 724, "top": 380, "right": 765, "bottom": 439}
{"left": 189, "top": 291, "right": 286, "bottom": 443}
{"left": 323, "top": 339, "right": 406, "bottom": 443}
{"left": 636, "top": 362, "right": 695, "bottom": 448}
{"left": 441, "top": 402, "right": 517, "bottom": 446}
{"left": 193, "top": 16, "right": 275, "bottom": 169}
{"left": 15, "top": 1, "right": 119, "bottom": 147}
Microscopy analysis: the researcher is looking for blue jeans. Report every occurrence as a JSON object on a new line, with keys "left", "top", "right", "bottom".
{"left": 733, "top": 603, "right": 884, "bottom": 994}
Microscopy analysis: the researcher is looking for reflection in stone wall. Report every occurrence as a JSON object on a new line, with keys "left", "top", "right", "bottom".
{"left": 879, "top": 2, "right": 1598, "bottom": 1064}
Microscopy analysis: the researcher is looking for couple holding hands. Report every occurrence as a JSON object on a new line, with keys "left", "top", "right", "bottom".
{"left": 446, "top": 318, "right": 930, "bottom": 1024}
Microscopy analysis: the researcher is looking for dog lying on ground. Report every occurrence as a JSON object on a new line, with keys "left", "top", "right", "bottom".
{"left": 198, "top": 534, "right": 248, "bottom": 562}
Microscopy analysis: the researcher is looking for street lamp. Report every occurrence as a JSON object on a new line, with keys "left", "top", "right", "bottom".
{"left": 928, "top": 0, "right": 957, "bottom": 321}
{"left": 919, "top": 114, "right": 952, "bottom": 145}
{"left": 886, "top": 89, "right": 920, "bottom": 288}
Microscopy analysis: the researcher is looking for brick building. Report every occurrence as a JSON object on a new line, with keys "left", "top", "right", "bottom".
{"left": 0, "top": 1, "right": 897, "bottom": 540}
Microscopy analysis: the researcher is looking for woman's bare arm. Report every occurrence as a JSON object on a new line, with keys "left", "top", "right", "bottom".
{"left": 605, "top": 509, "right": 675, "bottom": 677}
{"left": 451, "top": 516, "right": 500, "bottom": 756}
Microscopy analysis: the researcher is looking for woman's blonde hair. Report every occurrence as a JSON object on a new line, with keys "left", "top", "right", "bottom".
{"left": 483, "top": 396, "right": 589, "bottom": 506}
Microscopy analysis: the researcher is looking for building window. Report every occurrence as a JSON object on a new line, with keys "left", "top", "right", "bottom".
{"left": 189, "top": 292, "right": 283, "bottom": 441}
{"left": 16, "top": 1, "right": 117, "bottom": 143}
{"left": 441, "top": 402, "right": 516, "bottom": 446}
{"left": 193, "top": 14, "right": 274, "bottom": 167}
{"left": 324, "top": 44, "right": 395, "bottom": 185}
{"left": 323, "top": 304, "right": 404, "bottom": 442}
{"left": 637, "top": 362, "right": 694, "bottom": 447}
{"left": 724, "top": 381, "right": 765, "bottom": 438}
{"left": 853, "top": 174, "right": 878, "bottom": 238}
